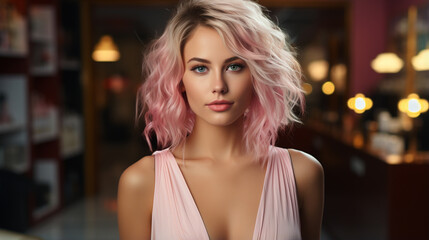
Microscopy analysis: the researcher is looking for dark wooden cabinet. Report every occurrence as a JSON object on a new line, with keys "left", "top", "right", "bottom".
{"left": 278, "top": 124, "right": 429, "bottom": 240}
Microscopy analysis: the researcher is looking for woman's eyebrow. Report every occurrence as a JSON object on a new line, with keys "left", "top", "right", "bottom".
{"left": 187, "top": 57, "right": 210, "bottom": 63}
{"left": 187, "top": 56, "right": 240, "bottom": 64}
{"left": 224, "top": 56, "right": 239, "bottom": 63}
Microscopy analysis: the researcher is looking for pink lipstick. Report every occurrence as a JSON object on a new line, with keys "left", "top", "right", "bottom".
{"left": 206, "top": 100, "right": 233, "bottom": 112}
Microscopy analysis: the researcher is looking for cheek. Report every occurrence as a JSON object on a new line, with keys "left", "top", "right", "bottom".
{"left": 182, "top": 78, "right": 202, "bottom": 108}
{"left": 237, "top": 76, "right": 254, "bottom": 105}
{"left": 243, "top": 86, "right": 254, "bottom": 108}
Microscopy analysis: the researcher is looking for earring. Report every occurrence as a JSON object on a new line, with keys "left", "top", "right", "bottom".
{"left": 244, "top": 108, "right": 250, "bottom": 117}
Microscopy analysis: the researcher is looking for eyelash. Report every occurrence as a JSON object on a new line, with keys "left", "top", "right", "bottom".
{"left": 227, "top": 63, "right": 244, "bottom": 72}
{"left": 191, "top": 65, "right": 208, "bottom": 73}
{"left": 191, "top": 63, "right": 245, "bottom": 73}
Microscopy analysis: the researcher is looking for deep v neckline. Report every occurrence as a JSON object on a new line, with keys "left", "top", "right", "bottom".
{"left": 166, "top": 149, "right": 270, "bottom": 240}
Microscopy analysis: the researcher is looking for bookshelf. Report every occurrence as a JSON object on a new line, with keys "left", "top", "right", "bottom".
{"left": 0, "top": 0, "right": 84, "bottom": 231}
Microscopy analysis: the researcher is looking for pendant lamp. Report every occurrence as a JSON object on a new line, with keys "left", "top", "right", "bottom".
{"left": 371, "top": 52, "right": 403, "bottom": 73}
{"left": 92, "top": 35, "right": 120, "bottom": 62}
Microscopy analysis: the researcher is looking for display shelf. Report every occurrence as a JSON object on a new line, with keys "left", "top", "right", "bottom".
{"left": 0, "top": 0, "right": 28, "bottom": 57}
{"left": 59, "top": 0, "right": 85, "bottom": 207}
{"left": 0, "top": 141, "right": 29, "bottom": 174}
{"left": 61, "top": 113, "right": 83, "bottom": 158}
{"left": 32, "top": 159, "right": 60, "bottom": 220}
{"left": 0, "top": 122, "right": 26, "bottom": 135}
{"left": 0, "top": 75, "right": 30, "bottom": 174}
{"left": 0, "top": 0, "right": 60, "bottom": 231}
{"left": 0, "top": 75, "right": 28, "bottom": 129}
{"left": 32, "top": 108, "right": 59, "bottom": 144}
{"left": 0, "top": 52, "right": 27, "bottom": 58}
{"left": 1, "top": 0, "right": 84, "bottom": 231}
{"left": 29, "top": 5, "right": 57, "bottom": 76}
{"left": 63, "top": 153, "right": 84, "bottom": 206}
{"left": 0, "top": 58, "right": 28, "bottom": 75}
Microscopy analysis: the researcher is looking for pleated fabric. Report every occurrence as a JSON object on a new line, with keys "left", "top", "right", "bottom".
{"left": 252, "top": 146, "right": 301, "bottom": 240}
{"left": 151, "top": 146, "right": 301, "bottom": 240}
{"left": 151, "top": 149, "right": 210, "bottom": 240}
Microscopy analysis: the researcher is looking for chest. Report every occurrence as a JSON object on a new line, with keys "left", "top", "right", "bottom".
{"left": 151, "top": 149, "right": 302, "bottom": 240}
{"left": 180, "top": 162, "right": 266, "bottom": 240}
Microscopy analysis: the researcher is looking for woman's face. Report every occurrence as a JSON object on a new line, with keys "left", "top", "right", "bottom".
{"left": 182, "top": 26, "right": 253, "bottom": 127}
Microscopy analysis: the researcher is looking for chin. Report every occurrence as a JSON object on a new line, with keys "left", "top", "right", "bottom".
{"left": 201, "top": 113, "right": 244, "bottom": 127}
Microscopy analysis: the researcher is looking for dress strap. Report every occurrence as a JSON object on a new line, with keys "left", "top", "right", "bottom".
{"left": 151, "top": 149, "right": 210, "bottom": 240}
{"left": 252, "top": 147, "right": 301, "bottom": 240}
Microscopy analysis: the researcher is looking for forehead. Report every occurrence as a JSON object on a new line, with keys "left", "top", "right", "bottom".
{"left": 183, "top": 25, "right": 235, "bottom": 62}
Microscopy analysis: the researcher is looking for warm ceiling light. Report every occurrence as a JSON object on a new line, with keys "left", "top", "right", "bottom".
{"left": 412, "top": 49, "right": 429, "bottom": 71}
{"left": 308, "top": 60, "right": 328, "bottom": 81}
{"left": 347, "top": 93, "right": 373, "bottom": 114}
{"left": 371, "top": 52, "right": 403, "bottom": 73}
{"left": 322, "top": 81, "right": 335, "bottom": 95}
{"left": 92, "top": 35, "right": 120, "bottom": 62}
{"left": 398, "top": 93, "right": 428, "bottom": 118}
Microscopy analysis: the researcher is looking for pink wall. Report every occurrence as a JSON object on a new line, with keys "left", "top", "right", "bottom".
{"left": 350, "top": 0, "right": 387, "bottom": 96}
{"left": 349, "top": 0, "right": 427, "bottom": 96}
{"left": 388, "top": 0, "right": 427, "bottom": 20}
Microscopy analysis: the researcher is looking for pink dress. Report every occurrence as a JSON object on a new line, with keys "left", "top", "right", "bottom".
{"left": 151, "top": 147, "right": 301, "bottom": 240}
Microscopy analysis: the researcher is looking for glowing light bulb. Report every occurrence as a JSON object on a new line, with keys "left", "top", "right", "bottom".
{"left": 347, "top": 93, "right": 373, "bottom": 114}
{"left": 398, "top": 93, "right": 428, "bottom": 118}
{"left": 408, "top": 99, "right": 421, "bottom": 113}
{"left": 355, "top": 97, "right": 366, "bottom": 110}
{"left": 322, "top": 81, "right": 335, "bottom": 95}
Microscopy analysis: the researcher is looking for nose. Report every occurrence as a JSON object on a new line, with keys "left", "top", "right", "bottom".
{"left": 212, "top": 71, "right": 228, "bottom": 94}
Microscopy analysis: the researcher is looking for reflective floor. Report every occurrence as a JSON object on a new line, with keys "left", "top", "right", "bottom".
{"left": 27, "top": 140, "right": 137, "bottom": 240}
{"left": 28, "top": 196, "right": 119, "bottom": 240}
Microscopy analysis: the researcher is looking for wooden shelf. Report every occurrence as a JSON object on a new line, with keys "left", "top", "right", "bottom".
{"left": 32, "top": 108, "right": 59, "bottom": 144}
{"left": 0, "top": 52, "right": 27, "bottom": 58}
{"left": 0, "top": 123, "right": 26, "bottom": 135}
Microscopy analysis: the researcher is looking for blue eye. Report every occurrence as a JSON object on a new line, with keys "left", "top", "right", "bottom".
{"left": 192, "top": 66, "right": 207, "bottom": 73}
{"left": 227, "top": 64, "right": 243, "bottom": 72}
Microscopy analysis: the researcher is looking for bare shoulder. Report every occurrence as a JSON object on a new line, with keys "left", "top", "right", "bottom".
{"left": 285, "top": 149, "right": 325, "bottom": 239}
{"left": 287, "top": 149, "right": 323, "bottom": 178}
{"left": 286, "top": 149, "right": 324, "bottom": 205}
{"left": 119, "top": 155, "right": 155, "bottom": 191}
{"left": 117, "top": 155, "right": 155, "bottom": 239}
{"left": 118, "top": 155, "right": 155, "bottom": 206}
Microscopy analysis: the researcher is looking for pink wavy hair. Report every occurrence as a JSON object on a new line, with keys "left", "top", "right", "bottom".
{"left": 138, "top": 0, "right": 304, "bottom": 161}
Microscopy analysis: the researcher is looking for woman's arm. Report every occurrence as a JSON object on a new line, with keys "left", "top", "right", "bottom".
{"left": 289, "top": 149, "right": 325, "bottom": 240}
{"left": 117, "top": 156, "right": 155, "bottom": 240}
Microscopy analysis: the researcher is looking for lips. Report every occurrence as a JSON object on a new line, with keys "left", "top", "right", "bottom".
{"left": 206, "top": 100, "right": 233, "bottom": 112}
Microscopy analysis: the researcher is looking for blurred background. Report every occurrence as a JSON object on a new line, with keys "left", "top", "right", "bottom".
{"left": 0, "top": 0, "right": 428, "bottom": 239}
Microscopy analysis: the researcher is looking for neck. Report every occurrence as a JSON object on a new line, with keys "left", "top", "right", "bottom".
{"left": 182, "top": 117, "right": 248, "bottom": 163}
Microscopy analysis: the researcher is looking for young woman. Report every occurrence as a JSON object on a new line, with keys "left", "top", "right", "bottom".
{"left": 118, "top": 0, "right": 324, "bottom": 239}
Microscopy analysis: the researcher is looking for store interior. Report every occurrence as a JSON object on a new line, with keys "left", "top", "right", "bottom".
{"left": 0, "top": 0, "right": 428, "bottom": 239}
